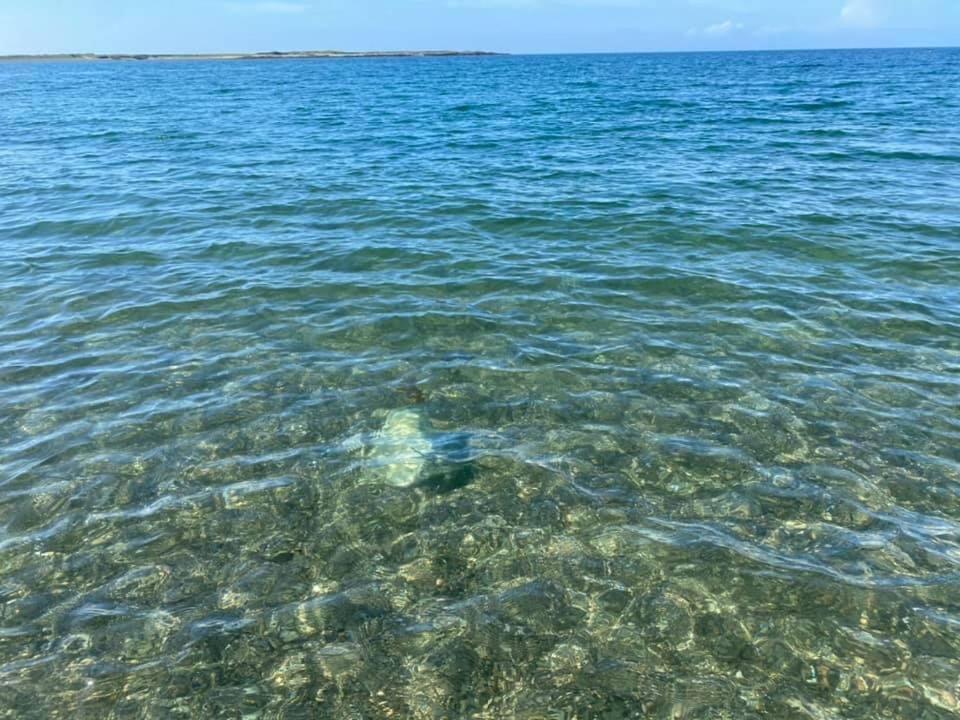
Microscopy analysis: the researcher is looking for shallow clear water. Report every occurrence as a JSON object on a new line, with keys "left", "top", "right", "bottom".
{"left": 1, "top": 49, "right": 960, "bottom": 718}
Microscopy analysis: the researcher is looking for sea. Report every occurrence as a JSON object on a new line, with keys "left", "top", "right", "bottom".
{"left": 1, "top": 48, "right": 959, "bottom": 718}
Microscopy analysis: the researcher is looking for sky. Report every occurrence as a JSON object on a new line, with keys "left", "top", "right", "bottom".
{"left": 1, "top": 0, "right": 958, "bottom": 55}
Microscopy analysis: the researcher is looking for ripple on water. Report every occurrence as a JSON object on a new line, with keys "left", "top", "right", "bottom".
{"left": 1, "top": 48, "right": 960, "bottom": 718}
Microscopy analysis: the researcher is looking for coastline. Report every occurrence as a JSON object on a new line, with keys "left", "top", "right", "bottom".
{"left": 0, "top": 50, "right": 502, "bottom": 62}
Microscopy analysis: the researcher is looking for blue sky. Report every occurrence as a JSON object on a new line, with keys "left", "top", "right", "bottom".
{"left": 1, "top": 0, "right": 958, "bottom": 55}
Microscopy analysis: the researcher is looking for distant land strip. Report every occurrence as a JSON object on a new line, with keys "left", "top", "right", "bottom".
{"left": 0, "top": 50, "right": 503, "bottom": 62}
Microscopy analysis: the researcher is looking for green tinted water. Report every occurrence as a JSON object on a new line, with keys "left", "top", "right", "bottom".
{"left": 1, "top": 50, "right": 960, "bottom": 718}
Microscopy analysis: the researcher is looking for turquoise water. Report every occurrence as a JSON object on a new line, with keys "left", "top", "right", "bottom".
{"left": 2, "top": 48, "right": 960, "bottom": 718}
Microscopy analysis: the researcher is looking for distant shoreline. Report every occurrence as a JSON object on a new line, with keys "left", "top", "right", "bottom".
{"left": 0, "top": 50, "right": 503, "bottom": 62}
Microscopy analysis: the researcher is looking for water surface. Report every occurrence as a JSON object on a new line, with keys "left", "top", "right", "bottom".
{"left": 2, "top": 49, "right": 960, "bottom": 718}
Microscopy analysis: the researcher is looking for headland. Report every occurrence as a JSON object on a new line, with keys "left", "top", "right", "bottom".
{"left": 0, "top": 50, "right": 502, "bottom": 62}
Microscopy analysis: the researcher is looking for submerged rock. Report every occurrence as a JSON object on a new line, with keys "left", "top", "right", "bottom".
{"left": 359, "top": 408, "right": 475, "bottom": 491}
{"left": 367, "top": 408, "right": 433, "bottom": 487}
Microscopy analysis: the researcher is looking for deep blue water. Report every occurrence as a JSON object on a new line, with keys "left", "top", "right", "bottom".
{"left": 1, "top": 49, "right": 960, "bottom": 718}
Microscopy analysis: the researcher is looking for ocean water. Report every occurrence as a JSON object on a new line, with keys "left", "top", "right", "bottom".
{"left": 1, "top": 48, "right": 960, "bottom": 718}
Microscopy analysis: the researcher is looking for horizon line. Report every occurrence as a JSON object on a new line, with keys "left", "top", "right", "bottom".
{"left": 1, "top": 44, "right": 957, "bottom": 61}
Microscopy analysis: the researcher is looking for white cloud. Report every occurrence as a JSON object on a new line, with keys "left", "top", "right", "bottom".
{"left": 705, "top": 19, "right": 742, "bottom": 35}
{"left": 687, "top": 19, "right": 743, "bottom": 36}
{"left": 840, "top": 0, "right": 880, "bottom": 28}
